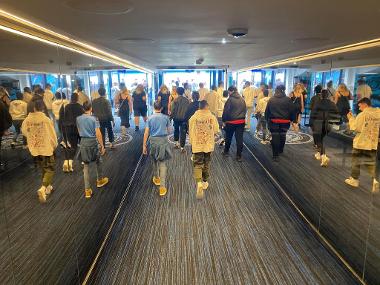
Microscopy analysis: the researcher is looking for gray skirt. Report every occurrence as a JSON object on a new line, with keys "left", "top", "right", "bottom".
{"left": 80, "top": 137, "right": 100, "bottom": 163}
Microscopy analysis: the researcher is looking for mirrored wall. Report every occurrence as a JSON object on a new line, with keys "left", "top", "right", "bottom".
{"left": 238, "top": 46, "right": 380, "bottom": 284}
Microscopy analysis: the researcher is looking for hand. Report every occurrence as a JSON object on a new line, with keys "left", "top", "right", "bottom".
{"left": 143, "top": 145, "right": 148, "bottom": 155}
{"left": 100, "top": 145, "right": 106, "bottom": 156}
{"left": 347, "top": 111, "right": 353, "bottom": 120}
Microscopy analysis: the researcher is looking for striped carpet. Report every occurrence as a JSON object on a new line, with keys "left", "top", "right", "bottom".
{"left": 88, "top": 142, "right": 358, "bottom": 284}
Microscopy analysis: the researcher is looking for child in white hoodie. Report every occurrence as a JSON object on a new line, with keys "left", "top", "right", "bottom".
{"left": 22, "top": 99, "right": 58, "bottom": 203}
{"left": 9, "top": 92, "right": 27, "bottom": 148}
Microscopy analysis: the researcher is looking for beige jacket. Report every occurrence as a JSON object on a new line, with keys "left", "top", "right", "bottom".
{"left": 198, "top": 87, "right": 209, "bottom": 101}
{"left": 44, "top": 89, "right": 54, "bottom": 110}
{"left": 21, "top": 112, "right": 57, "bottom": 156}
{"left": 189, "top": 110, "right": 220, "bottom": 153}
{"left": 243, "top": 86, "right": 256, "bottom": 107}
{"left": 52, "top": 99, "right": 69, "bottom": 120}
{"left": 78, "top": 91, "right": 90, "bottom": 105}
{"left": 349, "top": 107, "right": 380, "bottom": 150}
{"left": 9, "top": 100, "right": 27, "bottom": 120}
{"left": 256, "top": 97, "right": 270, "bottom": 115}
{"left": 23, "top": 92, "right": 33, "bottom": 103}
{"left": 205, "top": 90, "right": 219, "bottom": 115}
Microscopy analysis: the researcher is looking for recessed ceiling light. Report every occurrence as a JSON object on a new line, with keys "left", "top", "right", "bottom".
{"left": 222, "top": 38, "right": 226, "bottom": 44}
{"left": 293, "top": 62, "right": 297, "bottom": 65}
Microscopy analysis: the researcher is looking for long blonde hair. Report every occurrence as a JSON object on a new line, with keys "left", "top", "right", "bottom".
{"left": 159, "top": 84, "right": 169, "bottom": 94}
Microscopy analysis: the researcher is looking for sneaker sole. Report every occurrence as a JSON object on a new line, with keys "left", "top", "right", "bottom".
{"left": 37, "top": 191, "right": 47, "bottom": 203}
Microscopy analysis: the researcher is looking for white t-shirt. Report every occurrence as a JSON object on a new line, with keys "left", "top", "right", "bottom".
{"left": 356, "top": 84, "right": 372, "bottom": 100}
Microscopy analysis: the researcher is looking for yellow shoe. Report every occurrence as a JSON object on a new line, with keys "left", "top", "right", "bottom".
{"left": 152, "top": 176, "right": 161, "bottom": 186}
{"left": 97, "top": 177, "right": 109, "bottom": 188}
{"left": 85, "top": 188, "right": 93, "bottom": 199}
{"left": 159, "top": 186, "right": 167, "bottom": 196}
{"left": 196, "top": 182, "right": 204, "bottom": 199}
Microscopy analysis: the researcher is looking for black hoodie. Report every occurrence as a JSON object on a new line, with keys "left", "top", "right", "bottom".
{"left": 265, "top": 91, "right": 296, "bottom": 122}
{"left": 222, "top": 92, "right": 246, "bottom": 123}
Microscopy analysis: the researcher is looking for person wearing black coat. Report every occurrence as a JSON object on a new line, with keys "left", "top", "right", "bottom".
{"left": 0, "top": 100, "right": 12, "bottom": 169}
{"left": 171, "top": 87, "right": 190, "bottom": 151}
{"left": 184, "top": 91, "right": 200, "bottom": 122}
{"left": 59, "top": 92, "right": 84, "bottom": 172}
{"left": 310, "top": 89, "right": 340, "bottom": 167}
{"left": 265, "top": 85, "right": 296, "bottom": 161}
{"left": 222, "top": 86, "right": 246, "bottom": 162}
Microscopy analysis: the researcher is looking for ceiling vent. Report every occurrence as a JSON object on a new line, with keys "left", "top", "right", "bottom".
{"left": 62, "top": 0, "right": 134, "bottom": 15}
{"left": 227, "top": 28, "right": 248, "bottom": 38}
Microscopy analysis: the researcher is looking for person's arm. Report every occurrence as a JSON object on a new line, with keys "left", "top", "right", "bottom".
{"left": 334, "top": 92, "right": 339, "bottom": 104}
{"left": 347, "top": 112, "right": 364, "bottom": 132}
{"left": 222, "top": 99, "right": 231, "bottom": 122}
{"left": 301, "top": 94, "right": 305, "bottom": 113}
{"left": 95, "top": 127, "right": 105, "bottom": 155}
{"left": 143, "top": 127, "right": 149, "bottom": 155}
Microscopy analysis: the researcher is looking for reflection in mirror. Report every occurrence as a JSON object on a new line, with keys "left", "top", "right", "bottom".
{"left": 239, "top": 46, "right": 380, "bottom": 283}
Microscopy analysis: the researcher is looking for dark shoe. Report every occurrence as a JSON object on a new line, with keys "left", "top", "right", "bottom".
{"left": 236, "top": 156, "right": 242, "bottom": 162}
{"left": 272, "top": 156, "right": 280, "bottom": 162}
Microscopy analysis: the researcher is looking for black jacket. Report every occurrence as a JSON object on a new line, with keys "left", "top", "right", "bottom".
{"left": 265, "top": 92, "right": 296, "bottom": 122}
{"left": 92, "top": 97, "right": 113, "bottom": 122}
{"left": 310, "top": 99, "right": 340, "bottom": 129}
{"left": 59, "top": 103, "right": 84, "bottom": 127}
{"left": 309, "top": 94, "right": 321, "bottom": 112}
{"left": 222, "top": 92, "right": 246, "bottom": 122}
{"left": 0, "top": 100, "right": 12, "bottom": 136}
{"left": 171, "top": 96, "right": 189, "bottom": 121}
{"left": 184, "top": 101, "right": 199, "bottom": 122}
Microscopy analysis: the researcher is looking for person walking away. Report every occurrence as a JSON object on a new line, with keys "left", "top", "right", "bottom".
{"left": 0, "top": 100, "right": 12, "bottom": 169}
{"left": 183, "top": 82, "right": 192, "bottom": 101}
{"left": 59, "top": 93, "right": 84, "bottom": 172}
{"left": 198, "top": 82, "right": 209, "bottom": 101}
{"left": 184, "top": 91, "right": 200, "bottom": 122}
{"left": 242, "top": 81, "right": 255, "bottom": 131}
{"left": 217, "top": 90, "right": 229, "bottom": 147}
{"left": 76, "top": 101, "right": 109, "bottom": 199}
{"left": 92, "top": 87, "right": 115, "bottom": 147}
{"left": 171, "top": 87, "right": 190, "bottom": 152}
{"left": 265, "top": 85, "right": 297, "bottom": 162}
{"left": 143, "top": 101, "right": 172, "bottom": 197}
{"left": 21, "top": 100, "right": 57, "bottom": 203}
{"left": 289, "top": 83, "right": 305, "bottom": 128}
{"left": 157, "top": 85, "right": 170, "bottom": 115}
{"left": 168, "top": 85, "right": 178, "bottom": 115}
{"left": 23, "top": 87, "right": 33, "bottom": 103}
{"left": 205, "top": 85, "right": 219, "bottom": 116}
{"left": 326, "top": 81, "right": 336, "bottom": 102}
{"left": 310, "top": 89, "right": 340, "bottom": 167}
{"left": 9, "top": 92, "right": 27, "bottom": 148}
{"left": 217, "top": 81, "right": 224, "bottom": 101}
{"left": 132, "top": 84, "right": 148, "bottom": 131}
{"left": 44, "top": 83, "right": 55, "bottom": 119}
{"left": 255, "top": 89, "right": 270, "bottom": 144}
{"left": 0, "top": 87, "right": 11, "bottom": 108}
{"left": 334, "top": 83, "right": 353, "bottom": 134}
{"left": 52, "top": 92, "right": 69, "bottom": 147}
{"left": 77, "top": 86, "right": 90, "bottom": 106}
{"left": 356, "top": 78, "right": 372, "bottom": 101}
{"left": 345, "top": 98, "right": 380, "bottom": 192}
{"left": 222, "top": 86, "right": 246, "bottom": 162}
{"left": 27, "top": 87, "right": 49, "bottom": 116}
{"left": 115, "top": 85, "right": 132, "bottom": 136}
{"left": 189, "top": 100, "right": 220, "bottom": 199}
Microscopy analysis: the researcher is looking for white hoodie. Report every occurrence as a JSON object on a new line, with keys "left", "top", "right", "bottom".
{"left": 9, "top": 100, "right": 27, "bottom": 120}
{"left": 21, "top": 112, "right": 57, "bottom": 156}
{"left": 349, "top": 107, "right": 380, "bottom": 150}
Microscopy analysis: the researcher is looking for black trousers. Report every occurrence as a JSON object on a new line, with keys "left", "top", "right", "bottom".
{"left": 100, "top": 121, "right": 115, "bottom": 146}
{"left": 312, "top": 122, "right": 328, "bottom": 155}
{"left": 224, "top": 123, "right": 245, "bottom": 157}
{"left": 173, "top": 120, "right": 187, "bottom": 148}
{"left": 269, "top": 122, "right": 290, "bottom": 157}
{"left": 351, "top": 149, "right": 378, "bottom": 180}
{"left": 63, "top": 125, "right": 80, "bottom": 160}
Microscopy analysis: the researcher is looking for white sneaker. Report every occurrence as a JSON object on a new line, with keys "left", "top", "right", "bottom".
{"left": 202, "top": 181, "right": 209, "bottom": 190}
{"left": 60, "top": 141, "right": 67, "bottom": 148}
{"left": 345, "top": 177, "right": 359, "bottom": 188}
{"left": 314, "top": 152, "right": 321, "bottom": 160}
{"left": 196, "top": 182, "right": 204, "bottom": 199}
{"left": 372, "top": 179, "right": 379, "bottom": 193}
{"left": 45, "top": 185, "right": 53, "bottom": 195}
{"left": 37, "top": 186, "right": 47, "bottom": 203}
{"left": 320, "top": 155, "right": 330, "bottom": 167}
{"left": 63, "top": 160, "right": 69, "bottom": 172}
{"left": 174, "top": 142, "right": 180, "bottom": 149}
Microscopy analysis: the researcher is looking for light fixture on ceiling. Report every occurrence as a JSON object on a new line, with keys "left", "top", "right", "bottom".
{"left": 222, "top": 38, "right": 226, "bottom": 44}
{"left": 239, "top": 38, "right": 380, "bottom": 72}
{"left": 0, "top": 9, "right": 151, "bottom": 73}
